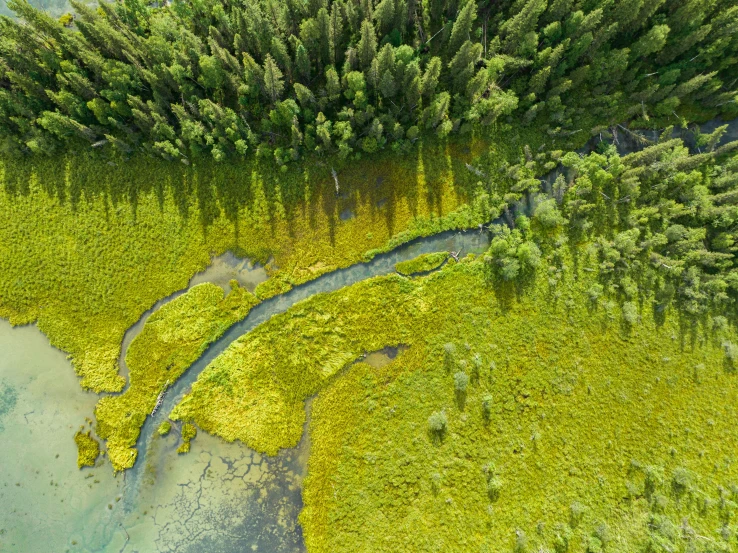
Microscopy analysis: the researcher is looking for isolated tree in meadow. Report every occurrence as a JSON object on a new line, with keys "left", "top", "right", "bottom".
{"left": 454, "top": 371, "right": 469, "bottom": 393}
{"left": 428, "top": 410, "right": 447, "bottom": 435}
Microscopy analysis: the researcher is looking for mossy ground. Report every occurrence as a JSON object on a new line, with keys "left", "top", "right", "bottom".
{"left": 394, "top": 251, "right": 448, "bottom": 275}
{"left": 0, "top": 134, "right": 506, "bottom": 393}
{"left": 94, "top": 282, "right": 258, "bottom": 471}
{"left": 74, "top": 430, "right": 100, "bottom": 468}
{"left": 171, "top": 253, "right": 738, "bottom": 553}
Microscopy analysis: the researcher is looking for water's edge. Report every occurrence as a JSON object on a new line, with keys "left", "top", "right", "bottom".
{"left": 122, "top": 116, "right": 738, "bottom": 512}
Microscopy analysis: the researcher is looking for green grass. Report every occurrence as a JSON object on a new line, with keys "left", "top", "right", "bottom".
{"left": 395, "top": 252, "right": 448, "bottom": 275}
{"left": 170, "top": 252, "right": 738, "bottom": 553}
{"left": 169, "top": 272, "right": 423, "bottom": 454}
{"left": 94, "top": 282, "right": 258, "bottom": 471}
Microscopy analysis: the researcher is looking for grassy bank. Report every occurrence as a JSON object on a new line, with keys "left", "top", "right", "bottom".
{"left": 0, "top": 131, "right": 519, "bottom": 393}
{"left": 170, "top": 252, "right": 738, "bottom": 552}
{"left": 395, "top": 251, "right": 449, "bottom": 275}
{"left": 94, "top": 282, "right": 258, "bottom": 471}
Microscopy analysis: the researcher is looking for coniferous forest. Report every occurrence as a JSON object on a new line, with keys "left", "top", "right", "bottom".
{"left": 3, "top": 1, "right": 738, "bottom": 552}
{"left": 1, "top": 0, "right": 736, "bottom": 166}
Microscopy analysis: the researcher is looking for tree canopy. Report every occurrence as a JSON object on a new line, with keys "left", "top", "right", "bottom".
{"left": 0, "top": 0, "right": 736, "bottom": 168}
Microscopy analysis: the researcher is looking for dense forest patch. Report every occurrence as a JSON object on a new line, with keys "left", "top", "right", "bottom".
{"left": 0, "top": 0, "right": 736, "bottom": 169}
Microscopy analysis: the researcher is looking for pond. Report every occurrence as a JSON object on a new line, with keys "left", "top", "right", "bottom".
{"left": 0, "top": 317, "right": 308, "bottom": 553}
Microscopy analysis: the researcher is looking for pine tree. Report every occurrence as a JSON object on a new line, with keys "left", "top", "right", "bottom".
{"left": 373, "top": 0, "right": 396, "bottom": 38}
{"left": 500, "top": 0, "right": 547, "bottom": 55}
{"left": 357, "top": 19, "right": 378, "bottom": 69}
{"left": 377, "top": 43, "right": 396, "bottom": 78}
{"left": 379, "top": 70, "right": 397, "bottom": 99}
{"left": 447, "top": 0, "right": 476, "bottom": 56}
{"left": 329, "top": 2, "right": 344, "bottom": 67}
{"left": 421, "top": 56, "right": 442, "bottom": 99}
{"left": 262, "top": 54, "right": 285, "bottom": 104}
{"left": 325, "top": 65, "right": 341, "bottom": 102}
{"left": 448, "top": 40, "right": 482, "bottom": 93}
{"left": 630, "top": 24, "right": 670, "bottom": 60}
{"left": 294, "top": 42, "right": 312, "bottom": 82}
{"left": 316, "top": 8, "right": 331, "bottom": 67}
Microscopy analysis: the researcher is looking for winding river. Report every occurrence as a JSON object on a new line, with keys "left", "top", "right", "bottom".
{"left": 1, "top": 117, "right": 736, "bottom": 552}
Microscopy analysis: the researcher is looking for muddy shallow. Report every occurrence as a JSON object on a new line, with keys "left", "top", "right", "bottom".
{"left": 0, "top": 317, "right": 307, "bottom": 553}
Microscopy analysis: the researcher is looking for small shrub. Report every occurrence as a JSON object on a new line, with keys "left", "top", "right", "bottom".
{"left": 487, "top": 476, "right": 502, "bottom": 501}
{"left": 711, "top": 315, "right": 728, "bottom": 331}
{"left": 471, "top": 353, "right": 482, "bottom": 381}
{"left": 514, "top": 529, "right": 528, "bottom": 553}
{"left": 652, "top": 493, "right": 668, "bottom": 512}
{"left": 586, "top": 535, "right": 603, "bottom": 553}
{"left": 622, "top": 301, "right": 638, "bottom": 325}
{"left": 644, "top": 465, "right": 664, "bottom": 499}
{"left": 454, "top": 371, "right": 469, "bottom": 393}
{"left": 431, "top": 472, "right": 442, "bottom": 493}
{"left": 672, "top": 467, "right": 692, "bottom": 497}
{"left": 570, "top": 501, "right": 586, "bottom": 526}
{"left": 428, "top": 411, "right": 447, "bottom": 435}
{"left": 482, "top": 394, "right": 494, "bottom": 420}
{"left": 553, "top": 523, "right": 572, "bottom": 553}
{"left": 593, "top": 522, "right": 609, "bottom": 547}
{"left": 723, "top": 341, "right": 738, "bottom": 363}
{"left": 443, "top": 343, "right": 456, "bottom": 371}
{"left": 158, "top": 421, "right": 171, "bottom": 436}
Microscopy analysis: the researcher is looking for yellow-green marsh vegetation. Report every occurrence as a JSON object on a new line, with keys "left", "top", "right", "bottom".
{"left": 171, "top": 254, "right": 738, "bottom": 552}
{"left": 0, "top": 139, "right": 490, "bottom": 394}
{"left": 395, "top": 251, "right": 449, "bottom": 275}
{"left": 94, "top": 282, "right": 258, "bottom": 471}
{"left": 74, "top": 430, "right": 100, "bottom": 468}
{"left": 177, "top": 423, "right": 197, "bottom": 454}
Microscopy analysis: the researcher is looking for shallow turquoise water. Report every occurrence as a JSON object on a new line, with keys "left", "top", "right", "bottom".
{"left": 0, "top": 317, "right": 307, "bottom": 553}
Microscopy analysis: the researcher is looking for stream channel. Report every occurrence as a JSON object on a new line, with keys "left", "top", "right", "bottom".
{"left": 1, "top": 117, "right": 736, "bottom": 553}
